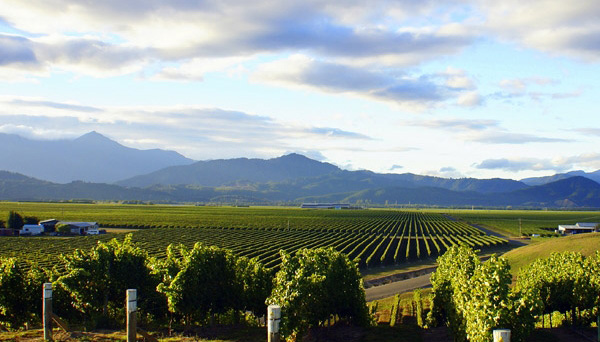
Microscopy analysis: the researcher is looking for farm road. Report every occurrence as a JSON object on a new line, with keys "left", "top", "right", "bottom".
{"left": 365, "top": 273, "right": 431, "bottom": 301}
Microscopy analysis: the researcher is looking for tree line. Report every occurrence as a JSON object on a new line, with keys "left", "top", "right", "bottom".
{"left": 0, "top": 211, "right": 39, "bottom": 229}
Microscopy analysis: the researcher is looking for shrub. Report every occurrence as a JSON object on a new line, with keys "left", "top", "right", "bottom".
{"left": 267, "top": 247, "right": 370, "bottom": 340}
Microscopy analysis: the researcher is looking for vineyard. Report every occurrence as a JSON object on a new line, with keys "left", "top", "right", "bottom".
{"left": 443, "top": 209, "right": 600, "bottom": 236}
{"left": 0, "top": 203, "right": 507, "bottom": 270}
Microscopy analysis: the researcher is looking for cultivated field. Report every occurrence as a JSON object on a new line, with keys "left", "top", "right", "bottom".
{"left": 439, "top": 208, "right": 600, "bottom": 236}
{"left": 0, "top": 203, "right": 507, "bottom": 270}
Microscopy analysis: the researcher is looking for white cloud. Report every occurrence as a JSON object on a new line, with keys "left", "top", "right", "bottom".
{"left": 442, "top": 67, "right": 475, "bottom": 89}
{"left": 574, "top": 128, "right": 600, "bottom": 136}
{"left": 479, "top": 0, "right": 600, "bottom": 60}
{"left": 494, "top": 77, "right": 580, "bottom": 102}
{"left": 421, "top": 166, "right": 465, "bottom": 178}
{"left": 0, "top": 0, "right": 476, "bottom": 82}
{"left": 475, "top": 158, "right": 564, "bottom": 172}
{"left": 151, "top": 56, "right": 253, "bottom": 82}
{"left": 0, "top": 123, "right": 80, "bottom": 140}
{"left": 252, "top": 55, "right": 480, "bottom": 110}
{"left": 476, "top": 153, "right": 600, "bottom": 173}
{"left": 403, "top": 118, "right": 499, "bottom": 131}
{"left": 463, "top": 131, "right": 569, "bottom": 144}
{"left": 0, "top": 96, "right": 373, "bottom": 160}
{"left": 457, "top": 91, "right": 482, "bottom": 107}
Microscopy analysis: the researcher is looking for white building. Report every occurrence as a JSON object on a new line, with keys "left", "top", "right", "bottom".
{"left": 557, "top": 222, "right": 599, "bottom": 235}
{"left": 59, "top": 222, "right": 99, "bottom": 235}
{"left": 20, "top": 224, "right": 44, "bottom": 236}
{"left": 301, "top": 203, "right": 350, "bottom": 209}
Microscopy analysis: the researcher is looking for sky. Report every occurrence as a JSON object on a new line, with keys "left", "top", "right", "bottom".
{"left": 0, "top": 0, "right": 599, "bottom": 180}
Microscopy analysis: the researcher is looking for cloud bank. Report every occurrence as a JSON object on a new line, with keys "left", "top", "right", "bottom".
{"left": 0, "top": 96, "right": 372, "bottom": 160}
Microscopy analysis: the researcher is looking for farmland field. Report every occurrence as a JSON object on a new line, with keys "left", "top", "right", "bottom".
{"left": 440, "top": 209, "right": 600, "bottom": 236}
{"left": 0, "top": 203, "right": 509, "bottom": 270}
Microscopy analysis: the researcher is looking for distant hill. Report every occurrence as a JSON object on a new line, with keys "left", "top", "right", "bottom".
{"left": 2, "top": 131, "right": 600, "bottom": 207}
{"left": 116, "top": 153, "right": 341, "bottom": 187}
{"left": 368, "top": 172, "right": 528, "bottom": 193}
{"left": 0, "top": 132, "right": 194, "bottom": 183}
{"left": 298, "top": 176, "right": 600, "bottom": 208}
{"left": 521, "top": 170, "right": 600, "bottom": 186}
{"left": 2, "top": 171, "right": 600, "bottom": 208}
{"left": 501, "top": 176, "right": 600, "bottom": 207}
{"left": 118, "top": 155, "right": 527, "bottom": 195}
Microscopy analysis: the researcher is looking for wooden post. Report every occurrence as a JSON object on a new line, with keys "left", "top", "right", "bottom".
{"left": 493, "top": 329, "right": 510, "bottom": 342}
{"left": 126, "top": 289, "right": 137, "bottom": 342}
{"left": 267, "top": 305, "right": 281, "bottom": 342}
{"left": 43, "top": 283, "right": 52, "bottom": 341}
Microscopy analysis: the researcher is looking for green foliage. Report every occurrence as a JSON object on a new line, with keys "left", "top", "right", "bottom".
{"left": 157, "top": 243, "right": 238, "bottom": 325}
{"left": 55, "top": 223, "right": 71, "bottom": 234}
{"left": 389, "top": 294, "right": 400, "bottom": 327}
{"left": 23, "top": 216, "right": 39, "bottom": 225}
{"left": 0, "top": 258, "right": 45, "bottom": 329}
{"left": 154, "top": 243, "right": 271, "bottom": 326}
{"left": 428, "top": 244, "right": 480, "bottom": 340}
{"left": 57, "top": 234, "right": 163, "bottom": 327}
{"left": 6, "top": 211, "right": 23, "bottom": 230}
{"left": 517, "top": 251, "right": 600, "bottom": 327}
{"left": 413, "top": 289, "right": 423, "bottom": 328}
{"left": 429, "top": 245, "right": 538, "bottom": 342}
{"left": 267, "top": 247, "right": 370, "bottom": 340}
{"left": 235, "top": 255, "right": 273, "bottom": 317}
{"left": 462, "top": 256, "right": 512, "bottom": 342}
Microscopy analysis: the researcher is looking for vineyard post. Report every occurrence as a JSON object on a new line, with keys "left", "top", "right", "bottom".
{"left": 493, "top": 329, "right": 510, "bottom": 342}
{"left": 43, "top": 282, "right": 52, "bottom": 341}
{"left": 126, "top": 289, "right": 137, "bottom": 342}
{"left": 267, "top": 304, "right": 281, "bottom": 342}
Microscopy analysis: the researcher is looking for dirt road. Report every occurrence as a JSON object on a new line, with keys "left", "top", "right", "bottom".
{"left": 365, "top": 273, "right": 432, "bottom": 301}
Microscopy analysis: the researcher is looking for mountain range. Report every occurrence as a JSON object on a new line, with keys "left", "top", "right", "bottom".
{"left": 1, "top": 131, "right": 600, "bottom": 207}
{"left": 521, "top": 170, "right": 600, "bottom": 186}
{"left": 0, "top": 131, "right": 193, "bottom": 183}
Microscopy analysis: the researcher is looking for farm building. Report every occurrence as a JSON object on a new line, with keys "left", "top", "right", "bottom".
{"left": 20, "top": 224, "right": 44, "bottom": 236}
{"left": 557, "top": 222, "right": 599, "bottom": 235}
{"left": 0, "top": 229, "right": 18, "bottom": 236}
{"left": 40, "top": 219, "right": 59, "bottom": 233}
{"left": 59, "top": 222, "right": 99, "bottom": 235}
{"left": 301, "top": 203, "right": 351, "bottom": 209}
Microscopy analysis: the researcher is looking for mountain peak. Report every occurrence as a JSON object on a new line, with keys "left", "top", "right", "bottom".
{"left": 277, "top": 153, "right": 310, "bottom": 160}
{"left": 75, "top": 131, "right": 113, "bottom": 142}
{"left": 0, "top": 131, "right": 193, "bottom": 183}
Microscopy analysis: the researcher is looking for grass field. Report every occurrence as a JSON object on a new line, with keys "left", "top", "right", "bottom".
{"left": 503, "top": 232, "right": 600, "bottom": 275}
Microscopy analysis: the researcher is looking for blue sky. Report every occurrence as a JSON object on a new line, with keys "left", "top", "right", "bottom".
{"left": 0, "top": 0, "right": 599, "bottom": 180}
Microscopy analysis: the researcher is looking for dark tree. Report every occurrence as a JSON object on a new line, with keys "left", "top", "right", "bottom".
{"left": 24, "top": 216, "right": 39, "bottom": 225}
{"left": 6, "top": 211, "right": 24, "bottom": 230}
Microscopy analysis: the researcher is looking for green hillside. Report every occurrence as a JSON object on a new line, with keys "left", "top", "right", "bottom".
{"left": 504, "top": 233, "right": 600, "bottom": 275}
